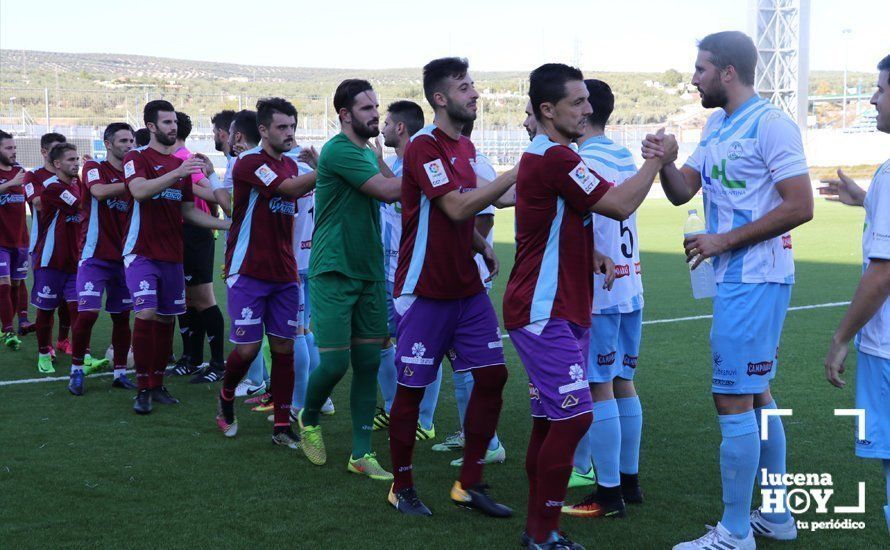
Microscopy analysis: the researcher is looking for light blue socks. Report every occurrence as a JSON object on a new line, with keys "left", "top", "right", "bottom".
{"left": 719, "top": 411, "right": 760, "bottom": 539}
{"left": 617, "top": 396, "right": 643, "bottom": 475}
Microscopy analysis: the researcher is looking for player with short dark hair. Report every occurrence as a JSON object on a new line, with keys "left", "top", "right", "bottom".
{"left": 386, "top": 57, "right": 517, "bottom": 517}
{"left": 298, "top": 79, "right": 401, "bottom": 479}
{"left": 644, "top": 31, "right": 814, "bottom": 549}
{"left": 506, "top": 63, "right": 676, "bottom": 549}
{"left": 821, "top": 53, "right": 890, "bottom": 535}
{"left": 69, "top": 123, "right": 137, "bottom": 394}
{"left": 215, "top": 97, "right": 316, "bottom": 448}
{"left": 134, "top": 128, "right": 150, "bottom": 148}
{"left": 0, "top": 130, "right": 28, "bottom": 351}
{"left": 31, "top": 143, "right": 85, "bottom": 375}
{"left": 211, "top": 110, "right": 236, "bottom": 153}
{"left": 123, "top": 100, "right": 230, "bottom": 414}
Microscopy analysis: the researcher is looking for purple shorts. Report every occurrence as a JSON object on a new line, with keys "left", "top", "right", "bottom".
{"left": 124, "top": 255, "right": 186, "bottom": 316}
{"left": 32, "top": 267, "right": 77, "bottom": 310}
{"left": 226, "top": 274, "right": 302, "bottom": 344}
{"left": 394, "top": 292, "right": 505, "bottom": 388}
{"left": 77, "top": 258, "right": 132, "bottom": 313}
{"left": 508, "top": 318, "right": 593, "bottom": 421}
{"left": 0, "top": 246, "right": 30, "bottom": 280}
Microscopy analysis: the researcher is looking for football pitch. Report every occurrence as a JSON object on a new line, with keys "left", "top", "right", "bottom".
{"left": 1, "top": 199, "right": 886, "bottom": 549}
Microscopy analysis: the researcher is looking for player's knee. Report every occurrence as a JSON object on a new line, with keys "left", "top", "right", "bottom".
{"left": 110, "top": 311, "right": 130, "bottom": 324}
{"left": 0, "top": 277, "right": 10, "bottom": 286}
{"left": 591, "top": 381, "right": 616, "bottom": 401}
{"left": 268, "top": 336, "right": 294, "bottom": 354}
{"left": 135, "top": 309, "right": 157, "bottom": 321}
{"left": 235, "top": 342, "right": 261, "bottom": 361}
{"left": 471, "top": 364, "right": 508, "bottom": 394}
{"left": 613, "top": 378, "right": 637, "bottom": 399}
{"left": 712, "top": 392, "right": 755, "bottom": 415}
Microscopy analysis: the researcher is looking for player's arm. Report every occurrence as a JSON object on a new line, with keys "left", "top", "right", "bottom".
{"left": 435, "top": 167, "right": 517, "bottom": 222}
{"left": 594, "top": 249, "right": 616, "bottom": 291}
{"left": 84, "top": 163, "right": 127, "bottom": 200}
{"left": 591, "top": 136, "right": 678, "bottom": 221}
{"left": 128, "top": 156, "right": 204, "bottom": 201}
{"left": 684, "top": 174, "right": 813, "bottom": 268}
{"left": 475, "top": 212, "right": 494, "bottom": 240}
{"left": 181, "top": 201, "right": 230, "bottom": 231}
{"left": 357, "top": 173, "right": 401, "bottom": 203}
{"left": 493, "top": 184, "right": 516, "bottom": 208}
{"left": 213, "top": 189, "right": 232, "bottom": 217}
{"left": 0, "top": 168, "right": 24, "bottom": 192}
{"left": 190, "top": 178, "right": 220, "bottom": 204}
{"left": 43, "top": 183, "right": 81, "bottom": 213}
{"left": 641, "top": 129, "right": 700, "bottom": 205}
{"left": 369, "top": 139, "right": 397, "bottom": 178}
{"left": 276, "top": 172, "right": 317, "bottom": 198}
{"left": 818, "top": 168, "right": 866, "bottom": 207}
{"left": 472, "top": 228, "right": 499, "bottom": 281}
{"left": 825, "top": 259, "right": 890, "bottom": 388}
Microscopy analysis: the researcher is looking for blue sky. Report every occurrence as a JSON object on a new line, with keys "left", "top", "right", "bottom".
{"left": 0, "top": 0, "right": 885, "bottom": 73}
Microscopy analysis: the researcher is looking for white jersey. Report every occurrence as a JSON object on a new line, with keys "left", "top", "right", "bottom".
{"left": 684, "top": 95, "right": 809, "bottom": 284}
{"left": 472, "top": 152, "right": 497, "bottom": 287}
{"left": 380, "top": 155, "right": 403, "bottom": 283}
{"left": 579, "top": 136, "right": 644, "bottom": 314}
{"left": 284, "top": 147, "right": 315, "bottom": 273}
{"left": 223, "top": 154, "right": 236, "bottom": 191}
{"left": 856, "top": 160, "right": 890, "bottom": 360}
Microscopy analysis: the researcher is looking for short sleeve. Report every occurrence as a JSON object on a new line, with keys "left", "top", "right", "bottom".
{"left": 82, "top": 161, "right": 105, "bottom": 190}
{"left": 23, "top": 171, "right": 38, "bottom": 202}
{"left": 43, "top": 182, "right": 80, "bottom": 213}
{"left": 406, "top": 137, "right": 459, "bottom": 200}
{"left": 328, "top": 140, "right": 380, "bottom": 190}
{"left": 232, "top": 154, "right": 287, "bottom": 199}
{"left": 123, "top": 151, "right": 149, "bottom": 184}
{"left": 223, "top": 157, "right": 236, "bottom": 190}
{"left": 868, "top": 169, "right": 890, "bottom": 260}
{"left": 757, "top": 110, "right": 809, "bottom": 184}
{"left": 472, "top": 154, "right": 498, "bottom": 181}
{"left": 546, "top": 147, "right": 610, "bottom": 214}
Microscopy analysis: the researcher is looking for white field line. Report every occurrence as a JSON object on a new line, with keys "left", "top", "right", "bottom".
{"left": 498, "top": 300, "right": 850, "bottom": 338}
{"left": 1, "top": 301, "right": 850, "bottom": 387}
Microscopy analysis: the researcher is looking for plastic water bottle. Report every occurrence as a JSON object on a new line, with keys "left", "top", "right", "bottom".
{"left": 683, "top": 209, "right": 716, "bottom": 299}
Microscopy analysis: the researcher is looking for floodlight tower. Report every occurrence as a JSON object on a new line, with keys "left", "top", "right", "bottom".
{"left": 749, "top": 0, "right": 811, "bottom": 131}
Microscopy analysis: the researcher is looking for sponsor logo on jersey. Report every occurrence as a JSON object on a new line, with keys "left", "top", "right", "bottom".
{"left": 713, "top": 353, "right": 723, "bottom": 368}
{"left": 401, "top": 341, "right": 434, "bottom": 365}
{"left": 558, "top": 363, "right": 588, "bottom": 394}
{"left": 255, "top": 163, "right": 277, "bottom": 186}
{"left": 746, "top": 360, "right": 774, "bottom": 376}
{"left": 711, "top": 159, "right": 746, "bottom": 190}
{"left": 423, "top": 159, "right": 450, "bottom": 187}
{"left": 615, "top": 264, "right": 630, "bottom": 278}
{"left": 623, "top": 354, "right": 638, "bottom": 369}
{"left": 782, "top": 235, "right": 793, "bottom": 249}
{"left": 65, "top": 214, "right": 83, "bottom": 223}
{"left": 24, "top": 183, "right": 34, "bottom": 197}
{"left": 569, "top": 161, "right": 597, "bottom": 194}
{"left": 634, "top": 262, "right": 642, "bottom": 274}
{"left": 0, "top": 193, "right": 25, "bottom": 205}
{"left": 300, "top": 239, "right": 312, "bottom": 250}
{"left": 269, "top": 196, "right": 296, "bottom": 216}
{"left": 528, "top": 383, "right": 540, "bottom": 401}
{"left": 105, "top": 198, "right": 129, "bottom": 212}
{"left": 597, "top": 351, "right": 616, "bottom": 366}
{"left": 123, "top": 160, "right": 136, "bottom": 179}
{"left": 154, "top": 188, "right": 183, "bottom": 201}
{"left": 60, "top": 189, "right": 77, "bottom": 206}
{"left": 87, "top": 168, "right": 100, "bottom": 182}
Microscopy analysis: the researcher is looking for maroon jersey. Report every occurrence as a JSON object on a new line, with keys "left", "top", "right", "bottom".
{"left": 33, "top": 175, "right": 83, "bottom": 273}
{"left": 0, "top": 165, "right": 27, "bottom": 248}
{"left": 225, "top": 146, "right": 299, "bottom": 282}
{"left": 23, "top": 166, "right": 54, "bottom": 205}
{"left": 122, "top": 145, "right": 194, "bottom": 263}
{"left": 394, "top": 125, "right": 482, "bottom": 300}
{"left": 503, "top": 135, "right": 610, "bottom": 330}
{"left": 80, "top": 160, "right": 131, "bottom": 263}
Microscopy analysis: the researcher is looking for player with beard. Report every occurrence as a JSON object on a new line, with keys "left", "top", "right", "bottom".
{"left": 298, "top": 79, "right": 401, "bottom": 480}
{"left": 215, "top": 97, "right": 317, "bottom": 447}
{"left": 386, "top": 57, "right": 517, "bottom": 517}
{"left": 31, "top": 143, "right": 86, "bottom": 374}
{"left": 25, "top": 133, "right": 72, "bottom": 353}
{"left": 643, "top": 32, "right": 814, "bottom": 549}
{"left": 123, "top": 100, "right": 230, "bottom": 415}
{"left": 69, "top": 123, "right": 138, "bottom": 394}
{"left": 0, "top": 130, "right": 28, "bottom": 351}
{"left": 505, "top": 63, "right": 676, "bottom": 548}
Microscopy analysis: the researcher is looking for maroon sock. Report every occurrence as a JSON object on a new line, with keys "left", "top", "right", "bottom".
{"left": 151, "top": 320, "right": 174, "bottom": 388}
{"left": 459, "top": 365, "right": 508, "bottom": 488}
{"left": 71, "top": 310, "right": 98, "bottom": 367}
{"left": 132, "top": 317, "right": 154, "bottom": 390}
{"left": 525, "top": 417, "right": 551, "bottom": 538}
{"left": 222, "top": 348, "right": 253, "bottom": 398}
{"left": 17, "top": 281, "right": 29, "bottom": 320}
{"left": 36, "top": 308, "right": 54, "bottom": 353}
{"left": 57, "top": 302, "right": 70, "bottom": 341}
{"left": 110, "top": 312, "right": 131, "bottom": 368}
{"left": 0, "top": 284, "right": 13, "bottom": 332}
{"left": 271, "top": 350, "right": 295, "bottom": 427}
{"left": 532, "top": 412, "right": 592, "bottom": 543}
{"left": 389, "top": 384, "right": 424, "bottom": 492}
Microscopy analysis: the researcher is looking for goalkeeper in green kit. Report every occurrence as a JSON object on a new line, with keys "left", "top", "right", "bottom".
{"left": 298, "top": 78, "right": 401, "bottom": 480}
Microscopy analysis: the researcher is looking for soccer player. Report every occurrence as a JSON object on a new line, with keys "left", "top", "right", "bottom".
{"left": 642, "top": 32, "right": 814, "bottom": 549}
{"left": 208, "top": 110, "right": 236, "bottom": 217}
{"left": 124, "top": 99, "right": 230, "bottom": 415}
{"left": 134, "top": 128, "right": 150, "bottom": 148}
{"left": 215, "top": 97, "right": 316, "bottom": 448}
{"left": 70, "top": 123, "right": 138, "bottom": 394}
{"left": 25, "top": 132, "right": 72, "bottom": 355}
{"left": 564, "top": 79, "right": 647, "bottom": 516}
{"left": 298, "top": 78, "right": 401, "bottom": 479}
{"left": 0, "top": 130, "right": 28, "bottom": 351}
{"left": 821, "top": 54, "right": 890, "bottom": 534}
{"left": 386, "top": 57, "right": 517, "bottom": 517}
{"left": 372, "top": 100, "right": 444, "bottom": 441}
{"left": 31, "top": 143, "right": 85, "bottom": 375}
{"left": 504, "top": 63, "right": 676, "bottom": 548}
{"left": 168, "top": 111, "right": 227, "bottom": 383}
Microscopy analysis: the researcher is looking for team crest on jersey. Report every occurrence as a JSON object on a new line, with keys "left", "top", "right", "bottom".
{"left": 255, "top": 163, "right": 277, "bottom": 186}
{"left": 423, "top": 159, "right": 450, "bottom": 187}
{"left": 727, "top": 141, "right": 744, "bottom": 161}
{"left": 87, "top": 168, "right": 100, "bottom": 182}
{"left": 569, "top": 162, "right": 596, "bottom": 194}
{"left": 124, "top": 160, "right": 136, "bottom": 179}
